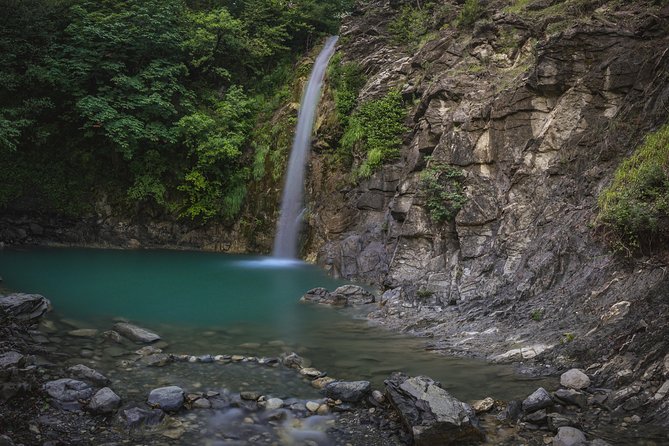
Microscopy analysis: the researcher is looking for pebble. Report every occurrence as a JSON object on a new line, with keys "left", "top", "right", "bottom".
{"left": 68, "top": 328, "right": 99, "bottom": 337}
{"left": 317, "top": 404, "right": 329, "bottom": 415}
{"left": 311, "top": 377, "right": 336, "bottom": 389}
{"left": 231, "top": 355, "right": 245, "bottom": 362}
{"left": 306, "top": 401, "right": 320, "bottom": 412}
{"left": 300, "top": 367, "right": 324, "bottom": 378}
{"left": 265, "top": 398, "right": 284, "bottom": 410}
{"left": 192, "top": 398, "right": 211, "bottom": 409}
{"left": 472, "top": 397, "right": 495, "bottom": 413}
{"left": 240, "top": 391, "right": 260, "bottom": 401}
{"left": 372, "top": 390, "right": 385, "bottom": 404}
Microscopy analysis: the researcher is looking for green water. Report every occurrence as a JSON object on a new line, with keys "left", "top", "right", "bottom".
{"left": 0, "top": 247, "right": 545, "bottom": 400}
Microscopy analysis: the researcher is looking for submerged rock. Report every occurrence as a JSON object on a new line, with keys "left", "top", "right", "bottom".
{"left": 67, "top": 364, "right": 110, "bottom": 386}
{"left": 384, "top": 372, "right": 484, "bottom": 446}
{"left": 113, "top": 322, "right": 161, "bottom": 343}
{"left": 300, "top": 287, "right": 347, "bottom": 307}
{"left": 148, "top": 386, "right": 184, "bottom": 411}
{"left": 121, "top": 407, "right": 165, "bottom": 428}
{"left": 44, "top": 378, "right": 94, "bottom": 411}
{"left": 0, "top": 293, "right": 51, "bottom": 321}
{"left": 87, "top": 387, "right": 121, "bottom": 414}
{"left": 325, "top": 380, "right": 371, "bottom": 403}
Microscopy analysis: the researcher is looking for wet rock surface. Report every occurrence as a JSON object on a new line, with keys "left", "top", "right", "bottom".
{"left": 113, "top": 322, "right": 161, "bottom": 343}
{"left": 384, "top": 372, "right": 485, "bottom": 446}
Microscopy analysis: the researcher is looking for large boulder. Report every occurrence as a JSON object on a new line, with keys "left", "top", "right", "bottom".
{"left": 300, "top": 288, "right": 347, "bottom": 307}
{"left": 384, "top": 373, "right": 485, "bottom": 446}
{"left": 324, "top": 380, "right": 371, "bottom": 403}
{"left": 0, "top": 293, "right": 51, "bottom": 321}
{"left": 148, "top": 386, "right": 184, "bottom": 411}
{"left": 113, "top": 322, "right": 161, "bottom": 343}
{"left": 44, "top": 378, "right": 94, "bottom": 410}
{"left": 522, "top": 387, "right": 553, "bottom": 413}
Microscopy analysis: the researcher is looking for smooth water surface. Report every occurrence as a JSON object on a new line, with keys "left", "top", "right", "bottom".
{"left": 0, "top": 247, "right": 545, "bottom": 400}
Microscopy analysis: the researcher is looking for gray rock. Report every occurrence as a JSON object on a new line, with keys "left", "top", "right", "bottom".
{"left": 265, "top": 398, "right": 284, "bottom": 410}
{"left": 140, "top": 353, "right": 171, "bottom": 367}
{"left": 240, "top": 391, "right": 261, "bottom": 401}
{"left": 281, "top": 352, "right": 308, "bottom": 369}
{"left": 560, "top": 369, "right": 590, "bottom": 390}
{"left": 192, "top": 397, "right": 212, "bottom": 409}
{"left": 300, "top": 287, "right": 347, "bottom": 307}
{"left": 547, "top": 413, "right": 575, "bottom": 431}
{"left": 87, "top": 387, "right": 121, "bottom": 414}
{"left": 113, "top": 322, "right": 161, "bottom": 343}
{"left": 552, "top": 426, "right": 587, "bottom": 446}
{"left": 44, "top": 378, "right": 94, "bottom": 410}
{"left": 0, "top": 293, "right": 51, "bottom": 321}
{"left": 68, "top": 364, "right": 110, "bottom": 386}
{"left": 331, "top": 285, "right": 375, "bottom": 305}
{"left": 523, "top": 387, "right": 553, "bottom": 414}
{"left": 147, "top": 386, "right": 184, "bottom": 411}
{"left": 0, "top": 351, "right": 24, "bottom": 369}
{"left": 524, "top": 409, "right": 547, "bottom": 424}
{"left": 554, "top": 388, "right": 587, "bottom": 408}
{"left": 325, "top": 380, "right": 371, "bottom": 403}
{"left": 384, "top": 373, "right": 484, "bottom": 446}
{"left": 121, "top": 407, "right": 165, "bottom": 428}
{"left": 67, "top": 328, "right": 99, "bottom": 337}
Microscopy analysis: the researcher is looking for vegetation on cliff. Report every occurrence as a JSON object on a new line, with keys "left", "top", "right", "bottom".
{"left": 598, "top": 123, "right": 669, "bottom": 255}
{"left": 0, "top": 0, "right": 352, "bottom": 221}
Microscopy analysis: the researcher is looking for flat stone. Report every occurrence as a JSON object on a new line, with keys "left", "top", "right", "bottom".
{"left": 140, "top": 353, "right": 171, "bottom": 367}
{"left": 331, "top": 285, "right": 375, "bottom": 305}
{"left": 265, "top": 398, "right": 284, "bottom": 410}
{"left": 560, "top": 369, "right": 590, "bottom": 390}
{"left": 312, "top": 377, "right": 336, "bottom": 389}
{"left": 522, "top": 387, "right": 553, "bottom": 413}
{"left": 67, "top": 364, "right": 110, "bottom": 386}
{"left": 552, "top": 426, "right": 587, "bottom": 446}
{"left": 135, "top": 346, "right": 162, "bottom": 356}
{"left": 67, "top": 329, "right": 99, "bottom": 338}
{"left": 325, "top": 380, "right": 371, "bottom": 403}
{"left": 113, "top": 322, "right": 161, "bottom": 343}
{"left": 192, "top": 398, "right": 211, "bottom": 409}
{"left": 0, "top": 351, "right": 24, "bottom": 369}
{"left": 300, "top": 367, "right": 325, "bottom": 378}
{"left": 554, "top": 388, "right": 587, "bottom": 408}
{"left": 384, "top": 373, "right": 484, "bottom": 446}
{"left": 147, "top": 386, "right": 184, "bottom": 411}
{"left": 471, "top": 397, "right": 495, "bottom": 413}
{"left": 0, "top": 293, "right": 51, "bottom": 321}
{"left": 547, "top": 413, "right": 575, "bottom": 431}
{"left": 87, "top": 387, "right": 121, "bottom": 414}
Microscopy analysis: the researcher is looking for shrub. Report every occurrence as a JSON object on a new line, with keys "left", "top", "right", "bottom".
{"left": 597, "top": 123, "right": 669, "bottom": 253}
{"left": 456, "top": 0, "right": 483, "bottom": 28}
{"left": 420, "top": 160, "right": 466, "bottom": 223}
{"left": 388, "top": 5, "right": 431, "bottom": 49}
{"left": 340, "top": 90, "right": 407, "bottom": 179}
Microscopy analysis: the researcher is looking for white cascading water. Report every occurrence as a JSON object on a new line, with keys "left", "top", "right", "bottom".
{"left": 272, "top": 36, "right": 339, "bottom": 259}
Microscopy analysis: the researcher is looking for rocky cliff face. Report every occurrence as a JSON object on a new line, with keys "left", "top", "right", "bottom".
{"left": 305, "top": 0, "right": 669, "bottom": 425}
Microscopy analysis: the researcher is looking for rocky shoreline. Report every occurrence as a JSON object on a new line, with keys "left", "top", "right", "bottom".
{"left": 1, "top": 290, "right": 667, "bottom": 445}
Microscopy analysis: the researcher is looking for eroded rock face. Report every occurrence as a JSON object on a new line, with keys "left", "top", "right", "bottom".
{"left": 384, "top": 372, "right": 484, "bottom": 446}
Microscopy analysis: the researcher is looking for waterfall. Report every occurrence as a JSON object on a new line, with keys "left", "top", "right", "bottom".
{"left": 272, "top": 36, "right": 339, "bottom": 259}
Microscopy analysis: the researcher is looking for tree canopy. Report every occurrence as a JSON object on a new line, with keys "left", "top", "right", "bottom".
{"left": 0, "top": 0, "right": 351, "bottom": 220}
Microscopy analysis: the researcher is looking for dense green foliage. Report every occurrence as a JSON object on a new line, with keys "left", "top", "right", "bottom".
{"left": 339, "top": 90, "right": 407, "bottom": 179}
{"left": 420, "top": 160, "right": 466, "bottom": 223}
{"left": 0, "top": 0, "right": 351, "bottom": 220}
{"left": 456, "top": 0, "right": 483, "bottom": 28}
{"left": 328, "top": 53, "right": 365, "bottom": 127}
{"left": 598, "top": 123, "right": 669, "bottom": 253}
